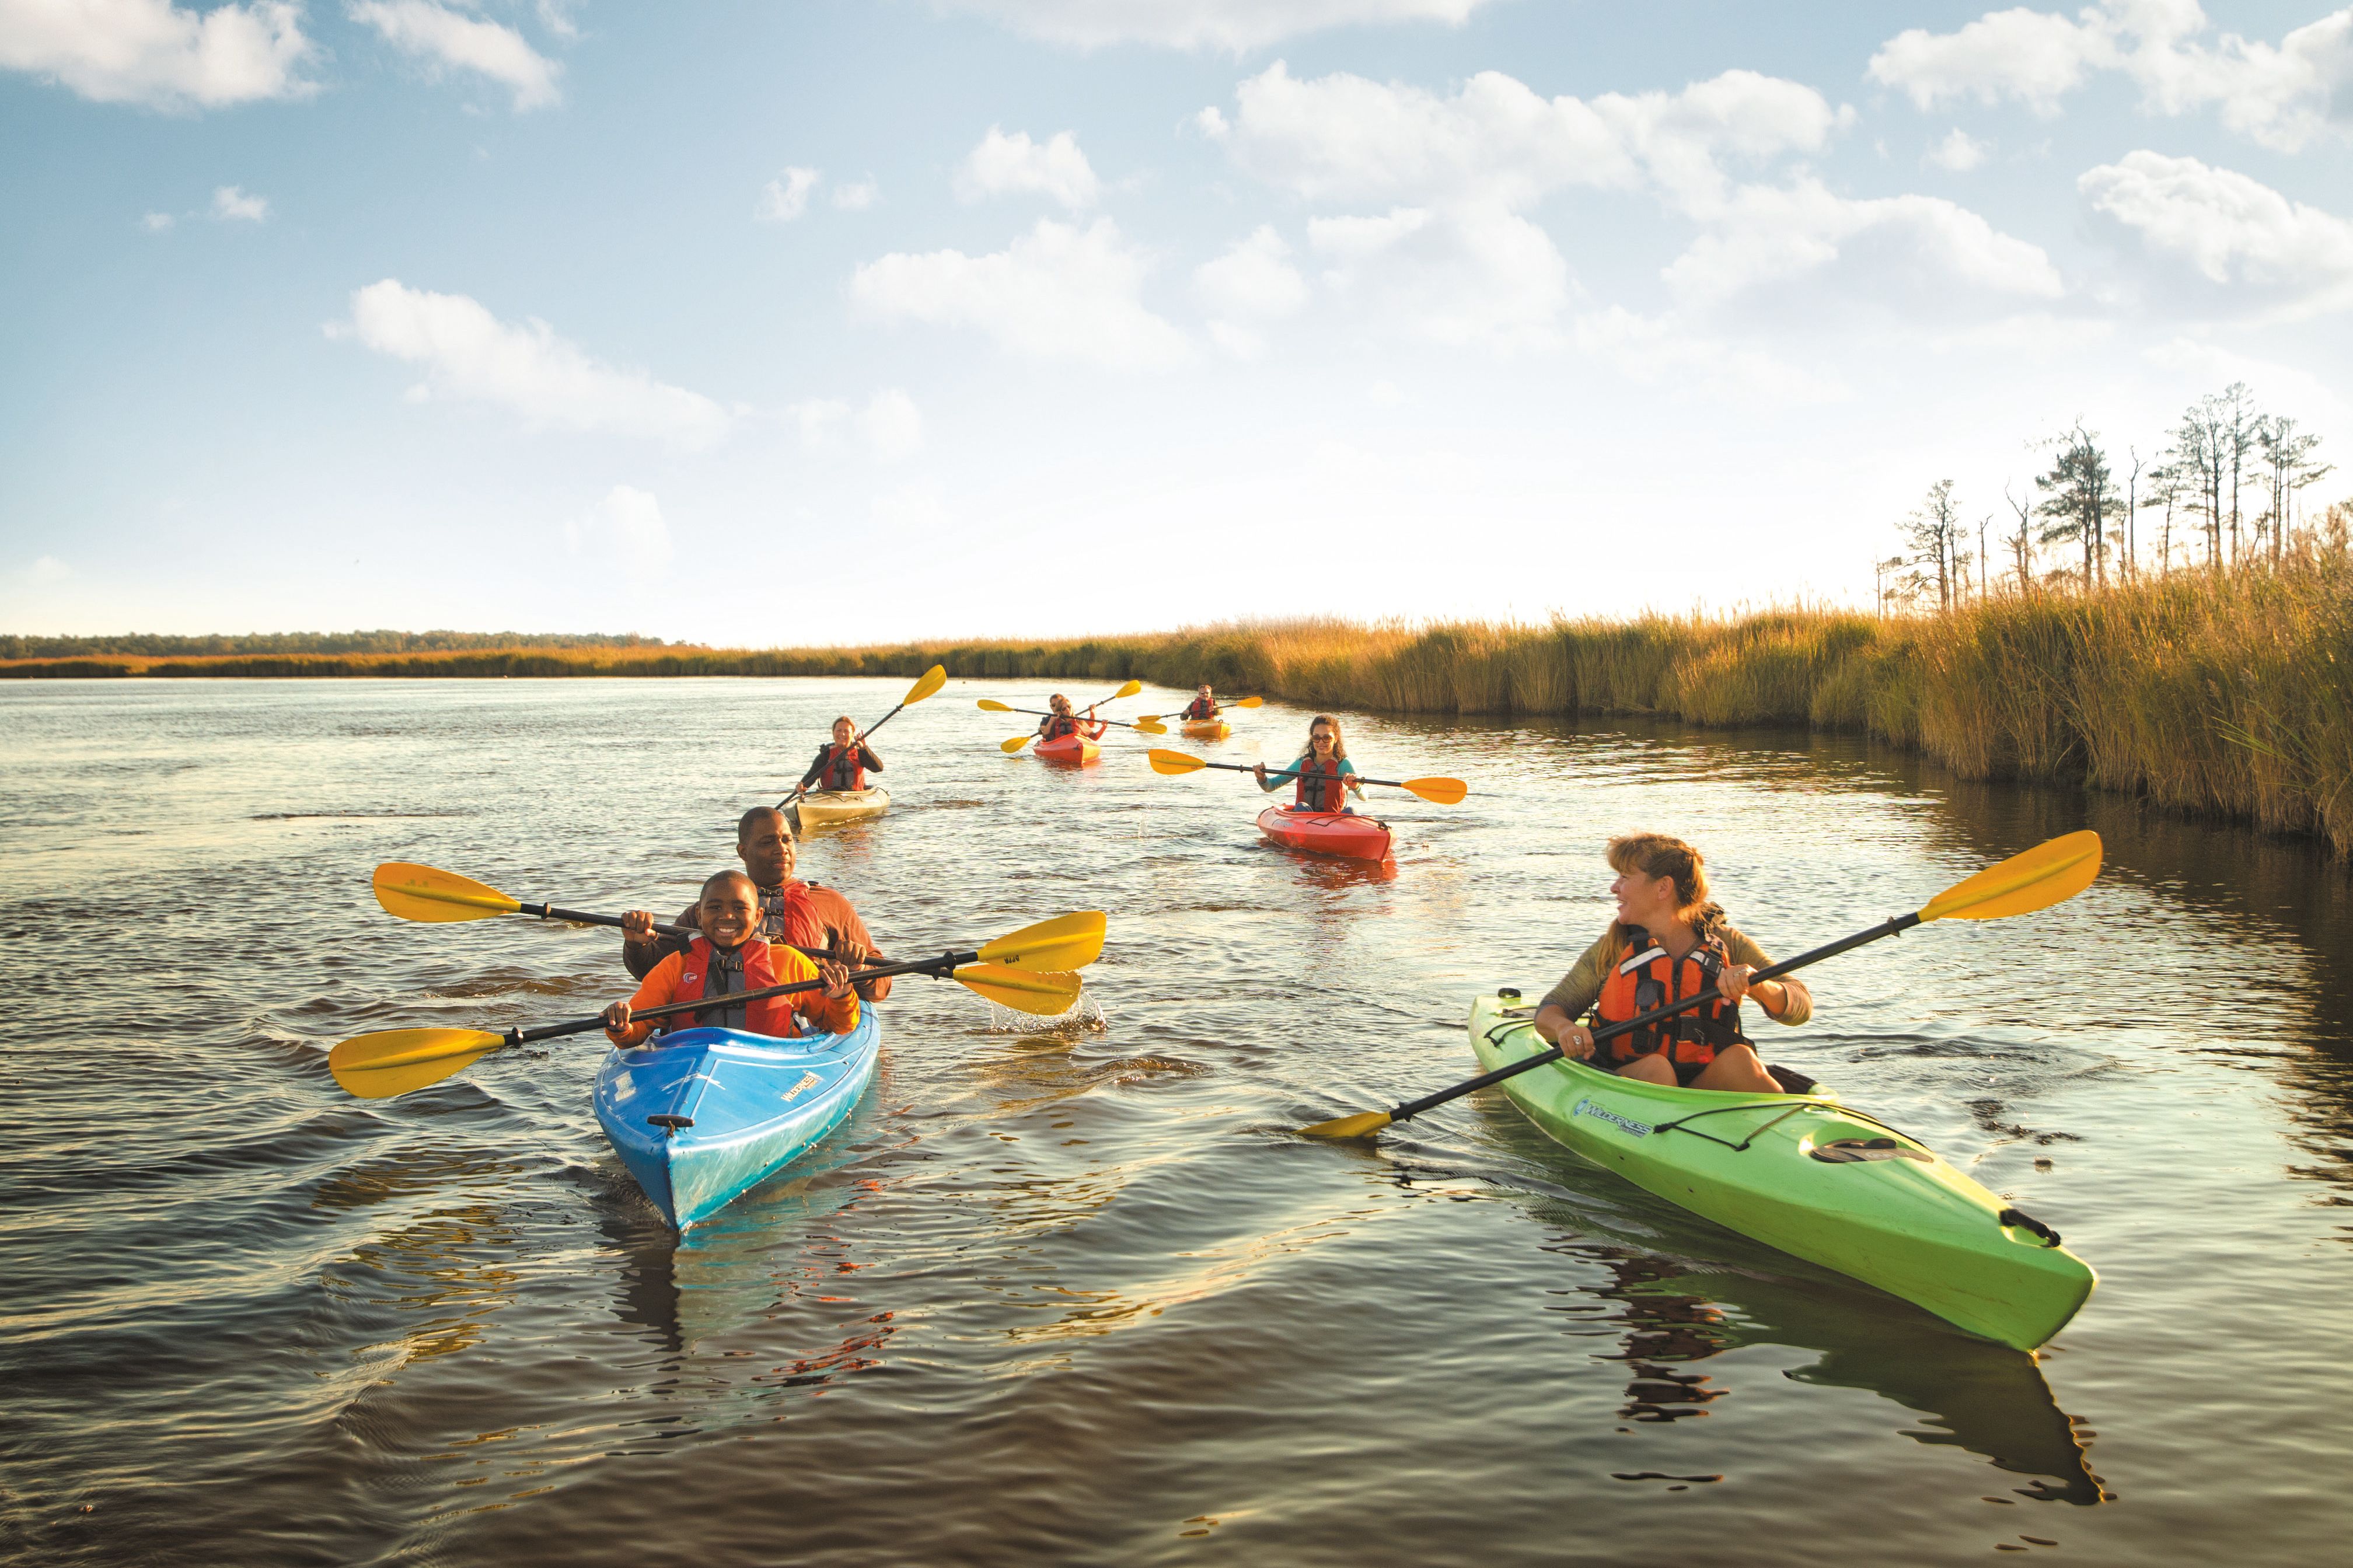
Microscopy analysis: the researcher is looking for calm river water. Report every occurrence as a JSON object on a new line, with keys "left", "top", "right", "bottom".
{"left": 3, "top": 678, "right": 2349, "bottom": 1565}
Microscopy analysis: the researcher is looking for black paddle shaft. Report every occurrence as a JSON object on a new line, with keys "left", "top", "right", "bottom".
{"left": 505, "top": 947, "right": 983, "bottom": 1047}
{"left": 522, "top": 902, "right": 854, "bottom": 965}
{"left": 1185, "top": 757, "right": 1412, "bottom": 790}
{"left": 1381, "top": 912, "right": 1922, "bottom": 1126}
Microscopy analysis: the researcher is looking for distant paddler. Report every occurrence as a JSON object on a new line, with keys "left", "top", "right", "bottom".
{"left": 798, "top": 714, "right": 884, "bottom": 794}
{"left": 1254, "top": 714, "right": 1365, "bottom": 813}
{"left": 604, "top": 869, "right": 860, "bottom": 1047}
{"left": 1532, "top": 833, "right": 1809, "bottom": 1094}
{"left": 1038, "top": 694, "right": 1108, "bottom": 745}
{"left": 1182, "top": 685, "right": 1220, "bottom": 721}
{"left": 622, "top": 805, "right": 893, "bottom": 1001}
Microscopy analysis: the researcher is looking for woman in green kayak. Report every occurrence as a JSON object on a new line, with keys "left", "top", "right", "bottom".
{"left": 1254, "top": 714, "right": 1363, "bottom": 813}
{"left": 1531, "top": 832, "right": 1809, "bottom": 1093}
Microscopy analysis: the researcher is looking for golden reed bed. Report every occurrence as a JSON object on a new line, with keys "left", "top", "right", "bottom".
{"left": 11, "top": 556, "right": 2351, "bottom": 854}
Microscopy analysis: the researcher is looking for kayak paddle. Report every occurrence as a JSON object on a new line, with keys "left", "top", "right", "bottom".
{"left": 370, "top": 862, "right": 1105, "bottom": 971}
{"left": 1146, "top": 748, "right": 1468, "bottom": 805}
{"left": 780, "top": 663, "right": 947, "bottom": 809}
{"left": 329, "top": 909, "right": 1108, "bottom": 1099}
{"left": 1146, "top": 696, "right": 1263, "bottom": 720}
{"left": 979, "top": 699, "right": 1167, "bottom": 735}
{"left": 1297, "top": 830, "right": 2104, "bottom": 1139}
{"left": 996, "top": 679, "right": 1142, "bottom": 753}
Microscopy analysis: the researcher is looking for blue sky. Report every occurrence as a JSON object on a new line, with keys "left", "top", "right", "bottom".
{"left": 2, "top": 1, "right": 2348, "bottom": 644}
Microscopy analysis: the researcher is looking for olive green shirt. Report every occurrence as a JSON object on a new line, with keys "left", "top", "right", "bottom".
{"left": 1539, "top": 924, "right": 1813, "bottom": 1027}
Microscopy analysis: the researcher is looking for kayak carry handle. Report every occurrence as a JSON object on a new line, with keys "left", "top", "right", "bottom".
{"left": 1998, "top": 1207, "right": 2063, "bottom": 1247}
{"left": 647, "top": 1114, "right": 695, "bottom": 1136}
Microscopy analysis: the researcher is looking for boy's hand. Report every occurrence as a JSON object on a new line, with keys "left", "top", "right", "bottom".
{"left": 817, "top": 959, "right": 853, "bottom": 999}
{"left": 620, "top": 910, "right": 657, "bottom": 947}
{"left": 603, "top": 1000, "right": 633, "bottom": 1031}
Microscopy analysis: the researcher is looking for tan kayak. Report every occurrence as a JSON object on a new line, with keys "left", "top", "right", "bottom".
{"left": 793, "top": 787, "right": 891, "bottom": 830}
{"left": 1180, "top": 719, "right": 1231, "bottom": 739}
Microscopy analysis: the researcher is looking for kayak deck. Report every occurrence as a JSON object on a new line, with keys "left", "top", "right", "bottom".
{"left": 594, "top": 1015, "right": 882, "bottom": 1230}
{"left": 1180, "top": 719, "right": 1231, "bottom": 739}
{"left": 1036, "top": 733, "right": 1101, "bottom": 764}
{"left": 1256, "top": 805, "right": 1393, "bottom": 863}
{"left": 796, "top": 786, "right": 890, "bottom": 829}
{"left": 1466, "top": 993, "right": 2093, "bottom": 1350}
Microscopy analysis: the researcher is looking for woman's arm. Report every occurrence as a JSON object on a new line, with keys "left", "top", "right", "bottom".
{"left": 858, "top": 743, "right": 882, "bottom": 772}
{"left": 1255, "top": 759, "right": 1302, "bottom": 793}
{"left": 1719, "top": 928, "right": 1811, "bottom": 1024}
{"left": 1533, "top": 938, "right": 1610, "bottom": 1054}
{"left": 797, "top": 748, "right": 831, "bottom": 789}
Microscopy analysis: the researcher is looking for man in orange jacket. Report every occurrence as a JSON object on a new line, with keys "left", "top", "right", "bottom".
{"left": 603, "top": 870, "right": 858, "bottom": 1047}
{"left": 620, "top": 805, "right": 892, "bottom": 1002}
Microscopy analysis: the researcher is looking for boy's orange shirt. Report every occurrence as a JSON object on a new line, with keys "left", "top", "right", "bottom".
{"left": 605, "top": 940, "right": 860, "bottom": 1046}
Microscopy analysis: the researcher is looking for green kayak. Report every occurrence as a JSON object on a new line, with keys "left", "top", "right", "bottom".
{"left": 1467, "top": 991, "right": 2094, "bottom": 1350}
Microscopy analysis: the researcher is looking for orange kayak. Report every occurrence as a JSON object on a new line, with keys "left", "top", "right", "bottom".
{"left": 1036, "top": 732, "right": 1101, "bottom": 764}
{"left": 1256, "top": 805, "right": 1392, "bottom": 862}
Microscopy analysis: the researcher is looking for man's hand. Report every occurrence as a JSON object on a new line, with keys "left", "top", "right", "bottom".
{"left": 620, "top": 910, "right": 657, "bottom": 948}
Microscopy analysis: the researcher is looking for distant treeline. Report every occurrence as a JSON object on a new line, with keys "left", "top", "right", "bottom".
{"left": 11, "top": 556, "right": 2353, "bottom": 854}
{"left": 0, "top": 628, "right": 673, "bottom": 659}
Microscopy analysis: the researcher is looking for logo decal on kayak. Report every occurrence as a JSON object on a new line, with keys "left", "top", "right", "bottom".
{"left": 1809, "top": 1137, "right": 1931, "bottom": 1165}
{"left": 1571, "top": 1096, "right": 1652, "bottom": 1138}
{"left": 781, "top": 1070, "right": 822, "bottom": 1103}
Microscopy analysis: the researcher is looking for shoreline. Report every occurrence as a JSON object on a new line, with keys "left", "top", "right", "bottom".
{"left": 10, "top": 557, "right": 2349, "bottom": 855}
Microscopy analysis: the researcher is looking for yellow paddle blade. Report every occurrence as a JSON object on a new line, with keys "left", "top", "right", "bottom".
{"left": 976, "top": 698, "right": 1015, "bottom": 712}
{"left": 905, "top": 663, "right": 948, "bottom": 704}
{"left": 1233, "top": 696, "right": 1263, "bottom": 708}
{"left": 330, "top": 1028, "right": 507, "bottom": 1099}
{"left": 1001, "top": 734, "right": 1034, "bottom": 753}
{"left": 977, "top": 909, "right": 1108, "bottom": 971}
{"left": 1135, "top": 718, "right": 1168, "bottom": 735}
{"left": 1112, "top": 679, "right": 1142, "bottom": 700}
{"left": 1399, "top": 777, "right": 1468, "bottom": 805}
{"left": 373, "top": 862, "right": 522, "bottom": 923}
{"left": 1147, "top": 748, "right": 1210, "bottom": 776}
{"left": 1297, "top": 1109, "right": 1393, "bottom": 1140}
{"left": 1919, "top": 830, "right": 2103, "bottom": 923}
{"left": 952, "top": 963, "right": 1083, "bottom": 1016}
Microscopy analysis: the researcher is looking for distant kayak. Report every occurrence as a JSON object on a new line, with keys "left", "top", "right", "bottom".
{"left": 795, "top": 786, "right": 890, "bottom": 829}
{"left": 1036, "top": 732, "right": 1101, "bottom": 764}
{"left": 1256, "top": 805, "right": 1393, "bottom": 862}
{"left": 594, "top": 1014, "right": 882, "bottom": 1230}
{"left": 1465, "top": 992, "right": 2094, "bottom": 1350}
{"left": 1180, "top": 719, "right": 1231, "bottom": 739}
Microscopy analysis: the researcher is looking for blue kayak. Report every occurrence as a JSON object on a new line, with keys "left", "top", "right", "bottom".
{"left": 592, "top": 1011, "right": 882, "bottom": 1230}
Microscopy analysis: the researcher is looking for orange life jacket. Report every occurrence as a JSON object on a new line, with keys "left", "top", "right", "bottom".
{"left": 1593, "top": 933, "right": 1750, "bottom": 1071}
{"left": 1042, "top": 713, "right": 1078, "bottom": 740}
{"left": 815, "top": 742, "right": 865, "bottom": 791}
{"left": 1291, "top": 755, "right": 1348, "bottom": 812}
{"left": 756, "top": 881, "right": 827, "bottom": 954}
{"left": 669, "top": 935, "right": 804, "bottom": 1036}
{"left": 1185, "top": 696, "right": 1218, "bottom": 719}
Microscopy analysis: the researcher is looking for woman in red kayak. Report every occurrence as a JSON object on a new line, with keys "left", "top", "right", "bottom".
{"left": 1531, "top": 833, "right": 1808, "bottom": 1093}
{"left": 1254, "top": 714, "right": 1362, "bottom": 813}
{"left": 1036, "top": 694, "right": 1108, "bottom": 744}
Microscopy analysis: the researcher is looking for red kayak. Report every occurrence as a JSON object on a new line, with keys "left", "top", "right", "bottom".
{"left": 1256, "top": 805, "right": 1393, "bottom": 862}
{"left": 1036, "top": 732, "right": 1101, "bottom": 764}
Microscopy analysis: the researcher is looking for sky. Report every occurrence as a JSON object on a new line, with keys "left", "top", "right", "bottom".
{"left": 2, "top": 0, "right": 2349, "bottom": 645}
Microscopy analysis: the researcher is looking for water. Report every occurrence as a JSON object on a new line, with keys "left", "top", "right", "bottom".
{"left": 2, "top": 678, "right": 2348, "bottom": 1564}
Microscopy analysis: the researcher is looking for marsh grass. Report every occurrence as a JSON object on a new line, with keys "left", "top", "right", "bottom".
{"left": 11, "top": 556, "right": 2351, "bottom": 851}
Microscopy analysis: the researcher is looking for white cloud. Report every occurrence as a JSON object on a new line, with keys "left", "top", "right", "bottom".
{"left": 1366, "top": 378, "right": 1402, "bottom": 404}
{"left": 1663, "top": 179, "right": 2064, "bottom": 312}
{"left": 932, "top": 0, "right": 1492, "bottom": 51}
{"left": 335, "top": 279, "right": 735, "bottom": 446}
{"left": 564, "top": 486, "right": 672, "bottom": 575}
{"left": 833, "top": 177, "right": 880, "bottom": 211}
{"left": 1195, "top": 223, "right": 1308, "bottom": 330}
{"left": 0, "top": 0, "right": 313, "bottom": 107}
{"left": 23, "top": 554, "right": 72, "bottom": 586}
{"left": 1309, "top": 201, "right": 1570, "bottom": 347}
{"left": 786, "top": 397, "right": 850, "bottom": 447}
{"left": 858, "top": 389, "right": 925, "bottom": 459}
{"left": 1214, "top": 62, "right": 1843, "bottom": 216}
{"left": 870, "top": 480, "right": 951, "bottom": 532}
{"left": 2080, "top": 150, "right": 2353, "bottom": 315}
{"left": 1572, "top": 306, "right": 1846, "bottom": 403}
{"left": 211, "top": 183, "right": 267, "bottom": 221}
{"left": 141, "top": 211, "right": 173, "bottom": 231}
{"left": 1869, "top": 2, "right": 2353, "bottom": 152}
{"left": 1925, "top": 127, "right": 1991, "bottom": 171}
{"left": 851, "top": 218, "right": 1193, "bottom": 370}
{"left": 955, "top": 127, "right": 1100, "bottom": 208}
{"left": 348, "top": 0, "right": 560, "bottom": 111}
{"left": 757, "top": 166, "right": 821, "bottom": 221}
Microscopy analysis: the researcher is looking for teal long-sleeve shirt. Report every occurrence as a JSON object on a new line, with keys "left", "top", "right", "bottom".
{"left": 1258, "top": 755, "right": 1358, "bottom": 792}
